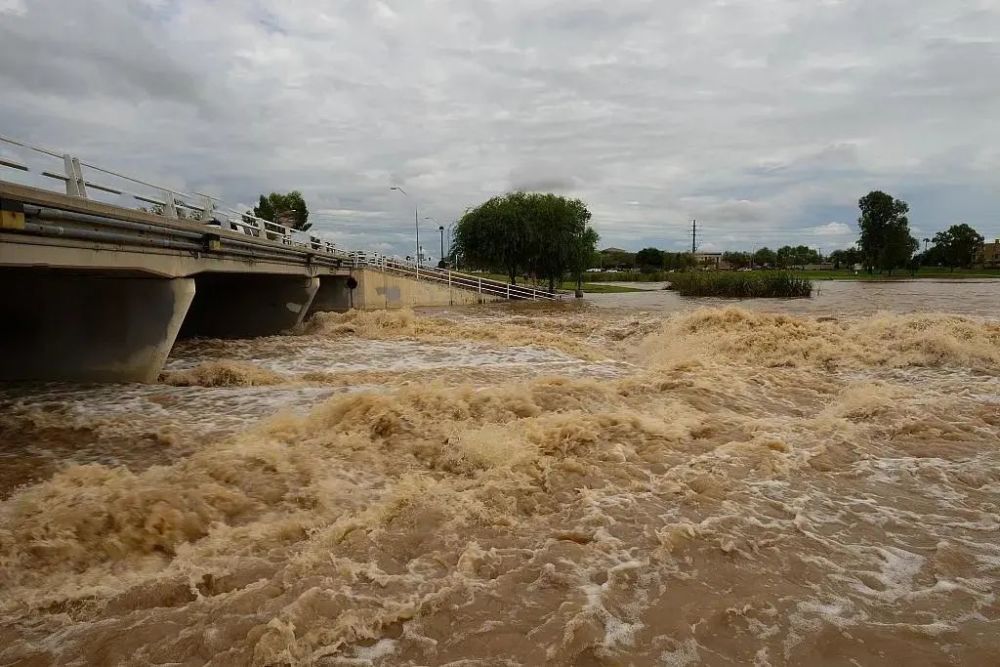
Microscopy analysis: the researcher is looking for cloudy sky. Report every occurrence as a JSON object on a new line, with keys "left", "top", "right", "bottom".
{"left": 1, "top": 0, "right": 998, "bottom": 256}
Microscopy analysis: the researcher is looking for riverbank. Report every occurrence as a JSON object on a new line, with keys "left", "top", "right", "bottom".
{"left": 581, "top": 268, "right": 1000, "bottom": 282}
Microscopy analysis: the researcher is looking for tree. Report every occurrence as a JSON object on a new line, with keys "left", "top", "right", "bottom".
{"left": 636, "top": 247, "right": 665, "bottom": 272}
{"left": 660, "top": 252, "right": 695, "bottom": 271}
{"left": 752, "top": 247, "right": 777, "bottom": 268}
{"left": 453, "top": 193, "right": 530, "bottom": 283}
{"left": 883, "top": 223, "right": 919, "bottom": 275}
{"left": 931, "top": 223, "right": 984, "bottom": 269}
{"left": 454, "top": 192, "right": 598, "bottom": 291}
{"left": 254, "top": 191, "right": 311, "bottom": 231}
{"left": 599, "top": 248, "right": 636, "bottom": 270}
{"left": 722, "top": 251, "right": 752, "bottom": 269}
{"left": 828, "top": 246, "right": 862, "bottom": 269}
{"left": 776, "top": 245, "right": 820, "bottom": 268}
{"left": 857, "top": 191, "right": 916, "bottom": 274}
{"left": 569, "top": 226, "right": 601, "bottom": 295}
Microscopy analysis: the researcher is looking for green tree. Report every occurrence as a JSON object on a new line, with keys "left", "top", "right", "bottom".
{"left": 857, "top": 191, "right": 916, "bottom": 273}
{"left": 454, "top": 192, "right": 598, "bottom": 291}
{"left": 599, "top": 248, "right": 636, "bottom": 270}
{"left": 883, "top": 224, "right": 919, "bottom": 275}
{"left": 932, "top": 223, "right": 984, "bottom": 269}
{"left": 569, "top": 226, "right": 601, "bottom": 295}
{"left": 722, "top": 251, "right": 752, "bottom": 269}
{"left": 776, "top": 245, "right": 820, "bottom": 268}
{"left": 454, "top": 192, "right": 530, "bottom": 283}
{"left": 829, "top": 246, "right": 862, "bottom": 269}
{"left": 753, "top": 247, "right": 777, "bottom": 268}
{"left": 254, "top": 191, "right": 311, "bottom": 231}
{"left": 636, "top": 247, "right": 665, "bottom": 272}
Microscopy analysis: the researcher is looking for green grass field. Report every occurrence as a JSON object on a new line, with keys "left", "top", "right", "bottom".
{"left": 474, "top": 273, "right": 644, "bottom": 293}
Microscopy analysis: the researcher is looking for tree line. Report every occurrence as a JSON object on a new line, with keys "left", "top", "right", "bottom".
{"left": 851, "top": 190, "right": 985, "bottom": 274}
{"left": 631, "top": 245, "right": 822, "bottom": 271}
{"left": 631, "top": 190, "right": 989, "bottom": 275}
{"left": 453, "top": 192, "right": 599, "bottom": 291}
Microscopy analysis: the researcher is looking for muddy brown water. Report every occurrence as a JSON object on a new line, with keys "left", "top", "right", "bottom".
{"left": 1, "top": 281, "right": 998, "bottom": 666}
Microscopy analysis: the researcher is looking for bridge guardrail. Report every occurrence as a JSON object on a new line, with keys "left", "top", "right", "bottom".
{"left": 0, "top": 135, "right": 561, "bottom": 302}
{"left": 359, "top": 256, "right": 560, "bottom": 301}
{"left": 0, "top": 135, "right": 343, "bottom": 259}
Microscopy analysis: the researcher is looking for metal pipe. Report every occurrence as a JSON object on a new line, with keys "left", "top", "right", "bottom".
{"left": 21, "top": 221, "right": 203, "bottom": 251}
{"left": 31, "top": 206, "right": 206, "bottom": 240}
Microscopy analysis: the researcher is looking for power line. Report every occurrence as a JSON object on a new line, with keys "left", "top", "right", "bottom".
{"left": 691, "top": 219, "right": 697, "bottom": 254}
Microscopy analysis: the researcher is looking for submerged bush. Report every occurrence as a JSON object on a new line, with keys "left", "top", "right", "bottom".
{"left": 666, "top": 271, "right": 813, "bottom": 298}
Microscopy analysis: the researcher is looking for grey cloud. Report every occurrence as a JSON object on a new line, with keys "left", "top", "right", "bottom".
{"left": 0, "top": 0, "right": 997, "bottom": 257}
{"left": 0, "top": 0, "right": 209, "bottom": 106}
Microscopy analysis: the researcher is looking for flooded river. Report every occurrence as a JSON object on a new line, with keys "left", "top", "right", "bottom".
{"left": 1, "top": 280, "right": 998, "bottom": 665}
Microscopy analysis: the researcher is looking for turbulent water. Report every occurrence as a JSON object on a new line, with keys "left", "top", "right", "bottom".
{"left": 1, "top": 282, "right": 999, "bottom": 666}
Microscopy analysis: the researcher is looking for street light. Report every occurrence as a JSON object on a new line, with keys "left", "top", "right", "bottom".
{"left": 446, "top": 222, "right": 456, "bottom": 269}
{"left": 389, "top": 186, "right": 419, "bottom": 268}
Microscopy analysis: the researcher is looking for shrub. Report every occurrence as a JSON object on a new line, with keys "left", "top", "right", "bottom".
{"left": 666, "top": 271, "right": 813, "bottom": 298}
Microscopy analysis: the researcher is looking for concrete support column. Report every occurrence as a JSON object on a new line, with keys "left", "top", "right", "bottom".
{"left": 306, "top": 275, "right": 354, "bottom": 317}
{"left": 0, "top": 270, "right": 195, "bottom": 383}
{"left": 180, "top": 274, "right": 320, "bottom": 338}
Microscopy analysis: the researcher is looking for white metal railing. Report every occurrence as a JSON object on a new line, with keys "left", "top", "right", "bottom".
{"left": 358, "top": 255, "right": 559, "bottom": 301}
{"left": 0, "top": 134, "right": 347, "bottom": 260}
{"left": 0, "top": 135, "right": 558, "bottom": 301}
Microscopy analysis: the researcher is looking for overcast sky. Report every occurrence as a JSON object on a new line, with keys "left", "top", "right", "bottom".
{"left": 1, "top": 0, "right": 998, "bottom": 256}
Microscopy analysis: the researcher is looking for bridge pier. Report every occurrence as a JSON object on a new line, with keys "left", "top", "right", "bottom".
{"left": 306, "top": 275, "right": 354, "bottom": 316}
{"left": 180, "top": 274, "right": 319, "bottom": 338}
{"left": 0, "top": 269, "right": 195, "bottom": 383}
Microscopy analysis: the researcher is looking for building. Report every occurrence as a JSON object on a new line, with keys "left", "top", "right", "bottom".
{"left": 693, "top": 251, "right": 725, "bottom": 269}
{"left": 976, "top": 239, "right": 1000, "bottom": 268}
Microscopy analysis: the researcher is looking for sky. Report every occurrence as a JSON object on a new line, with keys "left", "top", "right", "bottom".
{"left": 1, "top": 0, "right": 998, "bottom": 257}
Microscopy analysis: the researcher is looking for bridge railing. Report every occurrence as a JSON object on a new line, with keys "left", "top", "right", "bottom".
{"left": 0, "top": 135, "right": 560, "bottom": 302}
{"left": 355, "top": 254, "right": 560, "bottom": 301}
{"left": 0, "top": 135, "right": 346, "bottom": 260}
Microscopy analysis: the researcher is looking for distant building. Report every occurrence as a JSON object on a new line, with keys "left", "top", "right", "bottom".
{"left": 976, "top": 239, "right": 1000, "bottom": 268}
{"left": 693, "top": 251, "right": 725, "bottom": 270}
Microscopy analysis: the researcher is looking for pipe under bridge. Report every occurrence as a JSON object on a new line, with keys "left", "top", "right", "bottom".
{"left": 0, "top": 139, "right": 557, "bottom": 383}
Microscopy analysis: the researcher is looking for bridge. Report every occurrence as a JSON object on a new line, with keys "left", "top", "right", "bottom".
{"left": 0, "top": 137, "right": 557, "bottom": 383}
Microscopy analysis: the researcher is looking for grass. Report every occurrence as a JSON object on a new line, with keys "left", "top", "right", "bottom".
{"left": 667, "top": 271, "right": 813, "bottom": 298}
{"left": 582, "top": 270, "right": 669, "bottom": 282}
{"left": 474, "top": 273, "right": 643, "bottom": 293}
{"left": 562, "top": 282, "right": 645, "bottom": 293}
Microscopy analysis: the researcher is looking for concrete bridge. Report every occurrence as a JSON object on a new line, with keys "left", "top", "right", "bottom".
{"left": 0, "top": 138, "right": 556, "bottom": 383}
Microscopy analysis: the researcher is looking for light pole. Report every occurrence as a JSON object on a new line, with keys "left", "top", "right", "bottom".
{"left": 389, "top": 186, "right": 419, "bottom": 268}
{"left": 446, "top": 222, "right": 454, "bottom": 267}
{"left": 423, "top": 216, "right": 440, "bottom": 266}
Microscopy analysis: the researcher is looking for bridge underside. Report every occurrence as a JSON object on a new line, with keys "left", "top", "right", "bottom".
{"left": 180, "top": 273, "right": 320, "bottom": 339}
{"left": 0, "top": 268, "right": 195, "bottom": 382}
{"left": 0, "top": 268, "right": 335, "bottom": 382}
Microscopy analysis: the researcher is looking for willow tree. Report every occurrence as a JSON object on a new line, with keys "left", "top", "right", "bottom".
{"left": 453, "top": 192, "right": 598, "bottom": 291}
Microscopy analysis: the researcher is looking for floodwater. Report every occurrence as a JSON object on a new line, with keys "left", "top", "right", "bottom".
{"left": 1, "top": 281, "right": 999, "bottom": 666}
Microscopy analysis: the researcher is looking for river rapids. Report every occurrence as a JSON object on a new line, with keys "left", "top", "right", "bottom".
{"left": 1, "top": 292, "right": 999, "bottom": 665}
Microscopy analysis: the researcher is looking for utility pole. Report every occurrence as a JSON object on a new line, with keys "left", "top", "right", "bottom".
{"left": 691, "top": 219, "right": 697, "bottom": 254}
